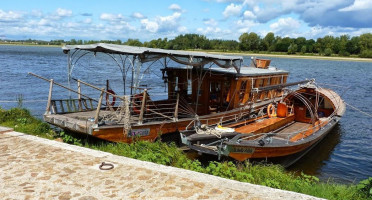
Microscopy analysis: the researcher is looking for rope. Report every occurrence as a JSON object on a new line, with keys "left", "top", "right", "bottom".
{"left": 345, "top": 101, "right": 372, "bottom": 118}
{"left": 0, "top": 100, "right": 47, "bottom": 103}
{"left": 195, "top": 126, "right": 223, "bottom": 138}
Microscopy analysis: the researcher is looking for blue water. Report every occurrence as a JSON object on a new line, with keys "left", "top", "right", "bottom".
{"left": 1, "top": 45, "right": 372, "bottom": 183}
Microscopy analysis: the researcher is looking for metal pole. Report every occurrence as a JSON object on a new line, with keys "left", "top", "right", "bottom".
{"left": 67, "top": 51, "right": 71, "bottom": 99}
{"left": 130, "top": 55, "right": 137, "bottom": 95}
{"left": 45, "top": 79, "right": 54, "bottom": 114}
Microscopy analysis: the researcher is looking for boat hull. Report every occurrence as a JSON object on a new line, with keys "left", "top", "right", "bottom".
{"left": 226, "top": 117, "right": 339, "bottom": 161}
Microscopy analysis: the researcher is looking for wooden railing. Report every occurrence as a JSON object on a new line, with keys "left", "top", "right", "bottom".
{"left": 50, "top": 98, "right": 95, "bottom": 114}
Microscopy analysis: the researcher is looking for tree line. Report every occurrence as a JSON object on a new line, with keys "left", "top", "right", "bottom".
{"left": 2, "top": 32, "right": 372, "bottom": 58}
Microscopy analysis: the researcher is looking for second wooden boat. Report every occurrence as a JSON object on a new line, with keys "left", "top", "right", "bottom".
{"left": 181, "top": 81, "right": 346, "bottom": 166}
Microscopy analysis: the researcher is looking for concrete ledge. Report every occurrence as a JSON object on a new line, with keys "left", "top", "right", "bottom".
{"left": 0, "top": 127, "right": 323, "bottom": 199}
{"left": 0, "top": 126, "right": 13, "bottom": 134}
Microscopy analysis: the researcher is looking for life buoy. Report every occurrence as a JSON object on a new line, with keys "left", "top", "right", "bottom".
{"left": 267, "top": 103, "right": 277, "bottom": 118}
{"left": 132, "top": 93, "right": 149, "bottom": 114}
{"left": 106, "top": 89, "right": 116, "bottom": 107}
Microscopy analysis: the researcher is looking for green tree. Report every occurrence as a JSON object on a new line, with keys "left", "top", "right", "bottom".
{"left": 359, "top": 33, "right": 372, "bottom": 51}
{"left": 300, "top": 46, "right": 307, "bottom": 54}
{"left": 295, "top": 37, "right": 306, "bottom": 52}
{"left": 287, "top": 43, "right": 298, "bottom": 54}
{"left": 324, "top": 48, "right": 333, "bottom": 56}
{"left": 276, "top": 37, "right": 292, "bottom": 52}
{"left": 124, "top": 39, "right": 143, "bottom": 47}
{"left": 263, "top": 32, "right": 275, "bottom": 51}
{"left": 346, "top": 36, "right": 360, "bottom": 55}
{"left": 239, "top": 32, "right": 260, "bottom": 51}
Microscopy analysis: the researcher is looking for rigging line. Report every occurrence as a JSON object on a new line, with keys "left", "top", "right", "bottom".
{"left": 0, "top": 100, "right": 47, "bottom": 103}
{"left": 317, "top": 83, "right": 349, "bottom": 88}
{"left": 345, "top": 101, "right": 372, "bottom": 118}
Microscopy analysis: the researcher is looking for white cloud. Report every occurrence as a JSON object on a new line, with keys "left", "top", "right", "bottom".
{"left": 140, "top": 12, "right": 183, "bottom": 34}
{"left": 204, "top": 18, "right": 218, "bottom": 26}
{"left": 132, "top": 12, "right": 145, "bottom": 19}
{"left": 141, "top": 19, "right": 159, "bottom": 33}
{"left": 169, "top": 4, "right": 182, "bottom": 12}
{"left": 243, "top": 10, "right": 255, "bottom": 19}
{"left": 38, "top": 19, "right": 52, "bottom": 26}
{"left": 339, "top": 0, "right": 372, "bottom": 11}
{"left": 83, "top": 18, "right": 92, "bottom": 24}
{"left": 223, "top": 3, "right": 242, "bottom": 18}
{"left": 100, "top": 13, "right": 124, "bottom": 21}
{"left": 269, "top": 17, "right": 301, "bottom": 35}
{"left": 0, "top": 9, "right": 23, "bottom": 22}
{"left": 178, "top": 26, "right": 188, "bottom": 33}
{"left": 253, "top": 6, "right": 260, "bottom": 13}
{"left": 31, "top": 10, "right": 43, "bottom": 18}
{"left": 56, "top": 8, "right": 72, "bottom": 17}
{"left": 235, "top": 19, "right": 257, "bottom": 33}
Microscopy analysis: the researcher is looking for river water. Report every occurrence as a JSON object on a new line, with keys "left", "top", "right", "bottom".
{"left": 1, "top": 45, "right": 371, "bottom": 183}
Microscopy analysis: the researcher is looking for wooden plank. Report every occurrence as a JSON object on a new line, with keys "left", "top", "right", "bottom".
{"left": 235, "top": 115, "right": 295, "bottom": 134}
{"left": 94, "top": 89, "right": 105, "bottom": 124}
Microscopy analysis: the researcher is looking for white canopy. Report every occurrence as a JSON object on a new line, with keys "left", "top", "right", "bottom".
{"left": 62, "top": 43, "right": 243, "bottom": 72}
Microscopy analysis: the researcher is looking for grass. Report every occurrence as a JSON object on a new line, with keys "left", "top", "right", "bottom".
{"left": 0, "top": 107, "right": 370, "bottom": 200}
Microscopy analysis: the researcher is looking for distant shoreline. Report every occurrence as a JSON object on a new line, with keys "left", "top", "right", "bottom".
{"left": 204, "top": 51, "right": 372, "bottom": 63}
{"left": 1, "top": 42, "right": 372, "bottom": 63}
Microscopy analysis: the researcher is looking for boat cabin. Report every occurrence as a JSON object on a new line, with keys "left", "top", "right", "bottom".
{"left": 163, "top": 63, "right": 288, "bottom": 115}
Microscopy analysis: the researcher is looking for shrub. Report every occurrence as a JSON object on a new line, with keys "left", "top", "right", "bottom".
{"left": 360, "top": 50, "right": 372, "bottom": 58}
{"left": 300, "top": 46, "right": 307, "bottom": 54}
{"left": 324, "top": 48, "right": 333, "bottom": 56}
{"left": 357, "top": 177, "right": 372, "bottom": 198}
{"left": 339, "top": 50, "right": 350, "bottom": 57}
{"left": 287, "top": 43, "right": 298, "bottom": 54}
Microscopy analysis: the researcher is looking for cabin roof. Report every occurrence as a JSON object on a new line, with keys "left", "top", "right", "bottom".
{"left": 166, "top": 65, "right": 288, "bottom": 76}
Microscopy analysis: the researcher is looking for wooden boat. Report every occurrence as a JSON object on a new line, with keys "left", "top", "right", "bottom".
{"left": 180, "top": 81, "right": 346, "bottom": 166}
{"left": 30, "top": 43, "right": 293, "bottom": 143}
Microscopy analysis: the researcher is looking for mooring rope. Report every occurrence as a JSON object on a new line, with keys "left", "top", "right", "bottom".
{"left": 345, "top": 101, "right": 372, "bottom": 118}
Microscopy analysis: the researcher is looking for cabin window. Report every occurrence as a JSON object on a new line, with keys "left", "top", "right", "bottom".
{"left": 187, "top": 79, "right": 192, "bottom": 95}
{"left": 210, "top": 82, "right": 221, "bottom": 108}
{"left": 256, "top": 78, "right": 264, "bottom": 87}
{"left": 223, "top": 80, "right": 231, "bottom": 104}
{"left": 175, "top": 77, "right": 179, "bottom": 91}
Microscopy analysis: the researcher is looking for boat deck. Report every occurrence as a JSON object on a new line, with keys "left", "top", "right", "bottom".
{"left": 44, "top": 110, "right": 139, "bottom": 134}
{"left": 234, "top": 114, "right": 295, "bottom": 134}
{"left": 273, "top": 122, "right": 311, "bottom": 140}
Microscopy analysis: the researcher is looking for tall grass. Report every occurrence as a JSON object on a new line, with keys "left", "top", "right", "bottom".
{"left": 0, "top": 107, "right": 369, "bottom": 200}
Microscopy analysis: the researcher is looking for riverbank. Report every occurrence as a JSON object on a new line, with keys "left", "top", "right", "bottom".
{"left": 1, "top": 42, "right": 372, "bottom": 62}
{"left": 0, "top": 107, "right": 370, "bottom": 199}
{"left": 203, "top": 50, "right": 372, "bottom": 62}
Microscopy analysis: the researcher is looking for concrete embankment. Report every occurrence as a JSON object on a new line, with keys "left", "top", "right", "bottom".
{"left": 0, "top": 127, "right": 323, "bottom": 200}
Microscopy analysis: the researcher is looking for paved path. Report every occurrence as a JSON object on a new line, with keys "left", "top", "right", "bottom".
{"left": 0, "top": 127, "right": 323, "bottom": 200}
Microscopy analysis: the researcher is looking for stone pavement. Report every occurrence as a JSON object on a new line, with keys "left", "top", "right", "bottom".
{"left": 0, "top": 127, "right": 323, "bottom": 200}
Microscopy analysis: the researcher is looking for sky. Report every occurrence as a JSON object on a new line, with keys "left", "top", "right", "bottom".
{"left": 1, "top": 0, "right": 372, "bottom": 41}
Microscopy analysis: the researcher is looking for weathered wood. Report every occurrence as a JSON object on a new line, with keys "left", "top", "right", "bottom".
{"left": 72, "top": 78, "right": 124, "bottom": 101}
{"left": 28, "top": 72, "right": 98, "bottom": 102}
{"left": 77, "top": 80, "right": 82, "bottom": 111}
{"left": 59, "top": 100, "right": 65, "bottom": 113}
{"left": 174, "top": 92, "right": 179, "bottom": 121}
{"left": 94, "top": 89, "right": 105, "bottom": 124}
{"left": 65, "top": 100, "right": 71, "bottom": 112}
{"left": 45, "top": 79, "right": 54, "bottom": 114}
{"left": 138, "top": 89, "right": 147, "bottom": 125}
